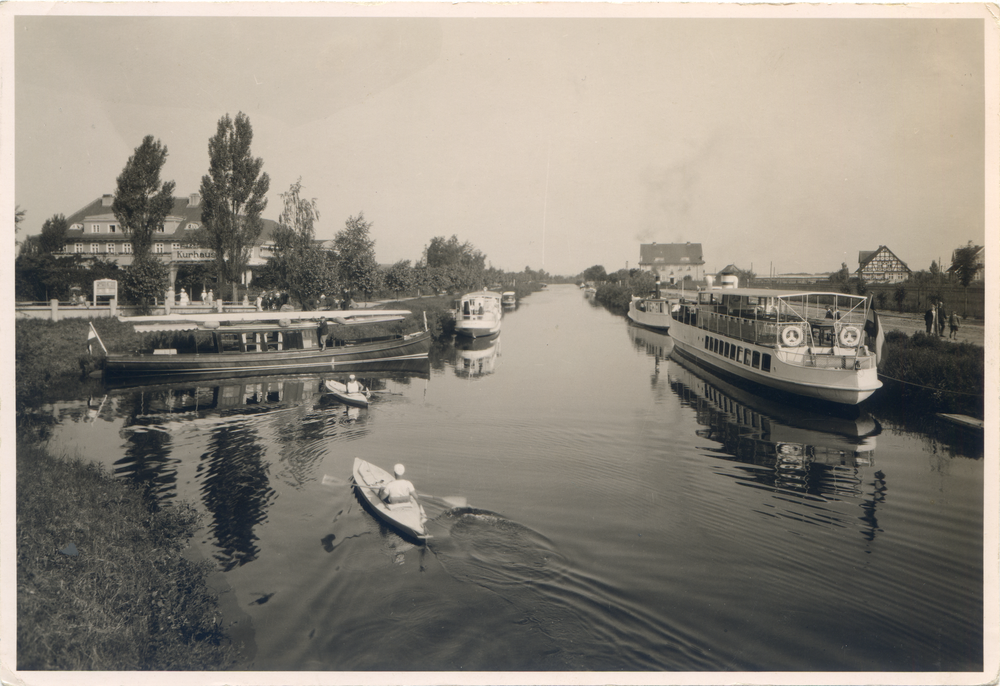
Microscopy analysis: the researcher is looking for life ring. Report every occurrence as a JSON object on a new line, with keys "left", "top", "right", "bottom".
{"left": 780, "top": 325, "right": 803, "bottom": 347}
{"left": 838, "top": 325, "right": 861, "bottom": 347}
{"left": 278, "top": 318, "right": 291, "bottom": 328}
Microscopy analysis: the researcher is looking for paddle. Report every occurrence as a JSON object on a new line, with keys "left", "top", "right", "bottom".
{"left": 354, "top": 481, "right": 466, "bottom": 509}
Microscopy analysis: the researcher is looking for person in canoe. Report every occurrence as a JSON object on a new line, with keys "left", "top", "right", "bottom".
{"left": 346, "top": 374, "right": 364, "bottom": 394}
{"left": 379, "top": 463, "right": 417, "bottom": 505}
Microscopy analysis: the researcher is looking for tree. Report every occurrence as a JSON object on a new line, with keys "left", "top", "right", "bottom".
{"left": 950, "top": 241, "right": 982, "bottom": 316}
{"left": 950, "top": 242, "right": 982, "bottom": 288}
{"left": 582, "top": 265, "right": 608, "bottom": 282}
{"left": 113, "top": 136, "right": 177, "bottom": 260}
{"left": 39, "top": 214, "right": 70, "bottom": 254}
{"left": 199, "top": 112, "right": 270, "bottom": 302}
{"left": 829, "top": 262, "right": 850, "bottom": 286}
{"left": 14, "top": 206, "right": 25, "bottom": 248}
{"left": 121, "top": 257, "right": 169, "bottom": 314}
{"left": 334, "top": 213, "right": 382, "bottom": 302}
{"left": 384, "top": 260, "right": 414, "bottom": 299}
{"left": 269, "top": 179, "right": 337, "bottom": 308}
{"left": 893, "top": 283, "right": 907, "bottom": 312}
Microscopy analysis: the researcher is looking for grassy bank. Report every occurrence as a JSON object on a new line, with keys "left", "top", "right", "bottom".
{"left": 17, "top": 443, "right": 239, "bottom": 670}
{"left": 872, "top": 330, "right": 984, "bottom": 418}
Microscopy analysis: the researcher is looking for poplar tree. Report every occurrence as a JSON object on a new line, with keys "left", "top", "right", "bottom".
{"left": 334, "top": 213, "right": 382, "bottom": 303}
{"left": 113, "top": 135, "right": 176, "bottom": 260}
{"left": 199, "top": 112, "right": 270, "bottom": 302}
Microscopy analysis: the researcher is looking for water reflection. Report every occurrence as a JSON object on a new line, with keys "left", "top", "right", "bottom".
{"left": 667, "top": 352, "right": 879, "bottom": 492}
{"left": 454, "top": 334, "right": 501, "bottom": 378}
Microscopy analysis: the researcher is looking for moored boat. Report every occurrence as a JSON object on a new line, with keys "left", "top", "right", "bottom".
{"left": 352, "top": 458, "right": 430, "bottom": 542}
{"left": 667, "top": 286, "right": 883, "bottom": 405}
{"left": 103, "top": 310, "right": 431, "bottom": 379}
{"left": 627, "top": 295, "right": 678, "bottom": 333}
{"left": 455, "top": 291, "right": 502, "bottom": 338}
{"left": 501, "top": 291, "right": 516, "bottom": 308}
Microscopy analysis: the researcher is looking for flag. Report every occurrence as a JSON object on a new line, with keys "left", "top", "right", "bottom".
{"left": 864, "top": 306, "right": 884, "bottom": 367}
{"left": 87, "top": 321, "right": 107, "bottom": 355}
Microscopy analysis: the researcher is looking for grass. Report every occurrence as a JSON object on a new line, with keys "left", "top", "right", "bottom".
{"left": 17, "top": 443, "right": 240, "bottom": 670}
{"left": 872, "top": 330, "right": 985, "bottom": 418}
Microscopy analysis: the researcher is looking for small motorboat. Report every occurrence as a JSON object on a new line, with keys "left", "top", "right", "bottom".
{"left": 324, "top": 376, "right": 371, "bottom": 407}
{"left": 352, "top": 458, "right": 430, "bottom": 542}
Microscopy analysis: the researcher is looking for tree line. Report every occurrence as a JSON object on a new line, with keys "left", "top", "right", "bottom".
{"left": 14, "top": 112, "right": 551, "bottom": 310}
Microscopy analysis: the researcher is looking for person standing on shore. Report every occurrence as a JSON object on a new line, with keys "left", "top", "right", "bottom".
{"left": 937, "top": 303, "right": 946, "bottom": 336}
{"left": 924, "top": 306, "right": 934, "bottom": 335}
{"left": 949, "top": 311, "right": 960, "bottom": 340}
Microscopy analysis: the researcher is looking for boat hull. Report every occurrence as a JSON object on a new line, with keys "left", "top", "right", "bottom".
{"left": 352, "top": 458, "right": 430, "bottom": 542}
{"left": 627, "top": 298, "right": 676, "bottom": 333}
{"left": 670, "top": 320, "right": 880, "bottom": 406}
{"left": 104, "top": 331, "right": 431, "bottom": 379}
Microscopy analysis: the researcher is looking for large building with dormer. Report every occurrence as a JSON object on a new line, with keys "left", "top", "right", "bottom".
{"left": 856, "top": 246, "right": 911, "bottom": 284}
{"left": 57, "top": 192, "right": 281, "bottom": 288}
{"left": 638, "top": 242, "right": 705, "bottom": 284}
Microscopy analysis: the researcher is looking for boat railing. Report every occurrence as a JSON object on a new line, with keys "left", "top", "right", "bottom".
{"left": 700, "top": 311, "right": 781, "bottom": 346}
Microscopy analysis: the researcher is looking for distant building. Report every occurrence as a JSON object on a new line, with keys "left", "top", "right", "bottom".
{"left": 55, "top": 193, "right": 282, "bottom": 289}
{"left": 638, "top": 242, "right": 705, "bottom": 284}
{"left": 856, "top": 246, "right": 911, "bottom": 284}
{"left": 947, "top": 245, "right": 985, "bottom": 282}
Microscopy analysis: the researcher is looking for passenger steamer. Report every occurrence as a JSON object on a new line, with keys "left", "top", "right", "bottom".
{"left": 665, "top": 284, "right": 882, "bottom": 405}
{"left": 455, "top": 291, "right": 502, "bottom": 339}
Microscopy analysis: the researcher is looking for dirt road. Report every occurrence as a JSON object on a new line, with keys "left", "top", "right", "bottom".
{"left": 877, "top": 311, "right": 984, "bottom": 348}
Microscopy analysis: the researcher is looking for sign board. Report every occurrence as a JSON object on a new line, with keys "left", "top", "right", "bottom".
{"left": 93, "top": 279, "right": 118, "bottom": 305}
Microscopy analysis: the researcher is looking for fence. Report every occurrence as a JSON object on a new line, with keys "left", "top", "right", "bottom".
{"left": 15, "top": 299, "right": 263, "bottom": 321}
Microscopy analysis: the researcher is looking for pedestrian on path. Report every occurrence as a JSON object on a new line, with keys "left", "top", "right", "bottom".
{"left": 949, "top": 311, "right": 960, "bottom": 340}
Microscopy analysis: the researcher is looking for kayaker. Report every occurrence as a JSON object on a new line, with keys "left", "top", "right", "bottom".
{"left": 379, "top": 464, "right": 417, "bottom": 505}
{"left": 346, "top": 374, "right": 361, "bottom": 393}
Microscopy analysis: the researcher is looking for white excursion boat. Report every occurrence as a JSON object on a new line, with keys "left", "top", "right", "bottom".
{"left": 455, "top": 291, "right": 502, "bottom": 338}
{"left": 501, "top": 291, "right": 516, "bottom": 308}
{"left": 627, "top": 295, "right": 678, "bottom": 333}
{"left": 667, "top": 286, "right": 883, "bottom": 405}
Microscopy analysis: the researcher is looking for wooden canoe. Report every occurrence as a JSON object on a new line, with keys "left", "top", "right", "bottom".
{"left": 324, "top": 379, "right": 370, "bottom": 407}
{"left": 936, "top": 413, "right": 984, "bottom": 430}
{"left": 352, "top": 458, "right": 431, "bottom": 542}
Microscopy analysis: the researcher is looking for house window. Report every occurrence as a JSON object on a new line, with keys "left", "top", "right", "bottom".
{"left": 123, "top": 243, "right": 133, "bottom": 254}
{"left": 75, "top": 243, "right": 84, "bottom": 254}
{"left": 156, "top": 225, "right": 166, "bottom": 233}
{"left": 108, "top": 224, "right": 117, "bottom": 233}
{"left": 90, "top": 243, "right": 99, "bottom": 253}
{"left": 187, "top": 222, "right": 200, "bottom": 231}
{"left": 90, "top": 224, "right": 101, "bottom": 233}
{"left": 171, "top": 243, "right": 180, "bottom": 252}
{"left": 155, "top": 243, "right": 164, "bottom": 254}
{"left": 107, "top": 243, "right": 115, "bottom": 255}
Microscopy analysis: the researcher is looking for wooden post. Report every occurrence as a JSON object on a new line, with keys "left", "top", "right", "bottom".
{"left": 50, "top": 299, "right": 59, "bottom": 322}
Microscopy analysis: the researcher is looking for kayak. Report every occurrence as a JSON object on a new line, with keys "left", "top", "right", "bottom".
{"left": 352, "top": 458, "right": 431, "bottom": 542}
{"left": 324, "top": 378, "right": 370, "bottom": 407}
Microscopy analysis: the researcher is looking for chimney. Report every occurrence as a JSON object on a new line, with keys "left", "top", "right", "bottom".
{"left": 102, "top": 194, "right": 113, "bottom": 207}
{"left": 188, "top": 193, "right": 201, "bottom": 208}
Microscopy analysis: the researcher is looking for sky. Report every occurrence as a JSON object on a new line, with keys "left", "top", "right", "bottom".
{"left": 8, "top": 5, "right": 992, "bottom": 279}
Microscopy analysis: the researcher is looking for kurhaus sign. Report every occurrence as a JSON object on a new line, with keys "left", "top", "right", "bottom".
{"left": 93, "top": 278, "right": 118, "bottom": 303}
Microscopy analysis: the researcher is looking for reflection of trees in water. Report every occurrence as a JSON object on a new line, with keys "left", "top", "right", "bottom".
{"left": 198, "top": 420, "right": 275, "bottom": 572}
{"left": 115, "top": 424, "right": 177, "bottom": 508}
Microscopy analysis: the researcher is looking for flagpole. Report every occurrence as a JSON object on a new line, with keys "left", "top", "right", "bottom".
{"left": 89, "top": 321, "right": 108, "bottom": 355}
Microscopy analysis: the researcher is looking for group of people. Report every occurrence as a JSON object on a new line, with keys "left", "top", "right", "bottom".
{"left": 925, "top": 302, "right": 960, "bottom": 340}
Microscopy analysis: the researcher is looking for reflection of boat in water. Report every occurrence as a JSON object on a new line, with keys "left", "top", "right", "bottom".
{"left": 106, "top": 359, "right": 431, "bottom": 415}
{"left": 454, "top": 334, "right": 500, "bottom": 378}
{"left": 627, "top": 323, "right": 675, "bottom": 359}
{"left": 103, "top": 310, "right": 430, "bottom": 380}
{"left": 667, "top": 350, "right": 879, "bottom": 500}
{"left": 455, "top": 291, "right": 502, "bottom": 338}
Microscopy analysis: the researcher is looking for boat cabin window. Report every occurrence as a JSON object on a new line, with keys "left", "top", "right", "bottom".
{"left": 761, "top": 353, "right": 772, "bottom": 372}
{"left": 752, "top": 350, "right": 761, "bottom": 368}
{"left": 744, "top": 348, "right": 752, "bottom": 366}
{"left": 218, "top": 333, "right": 242, "bottom": 353}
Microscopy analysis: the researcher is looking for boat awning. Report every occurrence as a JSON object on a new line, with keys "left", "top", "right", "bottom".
{"left": 133, "top": 322, "right": 202, "bottom": 333}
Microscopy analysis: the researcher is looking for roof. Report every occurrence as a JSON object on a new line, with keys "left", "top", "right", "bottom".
{"left": 639, "top": 243, "right": 704, "bottom": 266}
{"left": 63, "top": 194, "right": 280, "bottom": 243}
{"left": 857, "top": 245, "right": 910, "bottom": 272}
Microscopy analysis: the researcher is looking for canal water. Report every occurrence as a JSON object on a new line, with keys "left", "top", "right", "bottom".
{"left": 38, "top": 284, "right": 984, "bottom": 673}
